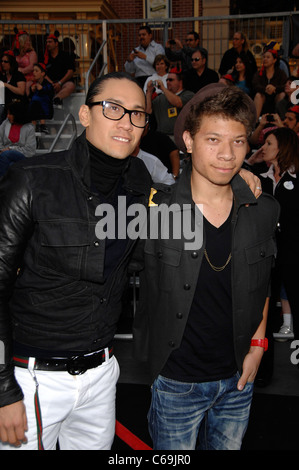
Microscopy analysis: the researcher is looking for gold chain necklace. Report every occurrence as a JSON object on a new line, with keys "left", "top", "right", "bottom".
{"left": 204, "top": 249, "right": 232, "bottom": 272}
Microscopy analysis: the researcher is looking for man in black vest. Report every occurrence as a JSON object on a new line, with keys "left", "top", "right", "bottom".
{"left": 134, "top": 84, "right": 279, "bottom": 450}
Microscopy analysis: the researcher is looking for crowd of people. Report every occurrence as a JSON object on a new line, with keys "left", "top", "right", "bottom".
{"left": 0, "top": 31, "right": 76, "bottom": 136}
{"left": 0, "top": 25, "right": 299, "bottom": 451}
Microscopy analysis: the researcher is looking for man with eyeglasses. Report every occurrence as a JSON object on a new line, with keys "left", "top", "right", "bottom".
{"left": 0, "top": 72, "right": 152, "bottom": 450}
{"left": 146, "top": 67, "right": 194, "bottom": 141}
{"left": 183, "top": 48, "right": 219, "bottom": 94}
{"left": 165, "top": 31, "right": 200, "bottom": 72}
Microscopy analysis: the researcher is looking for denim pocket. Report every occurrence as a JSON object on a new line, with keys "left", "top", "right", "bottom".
{"left": 154, "top": 375, "right": 194, "bottom": 396}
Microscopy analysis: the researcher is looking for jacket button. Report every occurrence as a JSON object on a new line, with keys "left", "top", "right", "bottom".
{"left": 191, "top": 251, "right": 198, "bottom": 258}
{"left": 183, "top": 283, "right": 191, "bottom": 290}
{"left": 87, "top": 195, "right": 93, "bottom": 201}
{"left": 94, "top": 241, "right": 100, "bottom": 247}
{"left": 157, "top": 251, "right": 163, "bottom": 258}
{"left": 176, "top": 312, "right": 183, "bottom": 319}
{"left": 260, "top": 250, "right": 265, "bottom": 257}
{"left": 168, "top": 341, "right": 175, "bottom": 348}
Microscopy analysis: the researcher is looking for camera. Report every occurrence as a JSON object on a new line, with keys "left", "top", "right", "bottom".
{"left": 267, "top": 114, "right": 274, "bottom": 122}
{"left": 152, "top": 80, "right": 157, "bottom": 87}
{"left": 169, "top": 39, "right": 176, "bottom": 45}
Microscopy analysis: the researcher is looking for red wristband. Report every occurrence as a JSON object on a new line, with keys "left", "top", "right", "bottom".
{"left": 250, "top": 338, "right": 268, "bottom": 351}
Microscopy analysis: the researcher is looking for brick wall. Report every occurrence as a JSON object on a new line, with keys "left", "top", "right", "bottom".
{"left": 107, "top": 1, "right": 203, "bottom": 73}
{"left": 109, "top": 0, "right": 202, "bottom": 22}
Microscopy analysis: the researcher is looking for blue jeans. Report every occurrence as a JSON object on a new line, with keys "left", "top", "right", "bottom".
{"left": 0, "top": 150, "right": 25, "bottom": 177}
{"left": 148, "top": 373, "right": 254, "bottom": 450}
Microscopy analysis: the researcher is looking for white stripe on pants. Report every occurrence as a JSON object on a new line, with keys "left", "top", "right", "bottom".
{"left": 0, "top": 353, "right": 120, "bottom": 450}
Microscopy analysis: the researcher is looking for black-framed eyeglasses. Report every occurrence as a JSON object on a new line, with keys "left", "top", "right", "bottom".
{"left": 1, "top": 60, "right": 9, "bottom": 63}
{"left": 166, "top": 78, "right": 175, "bottom": 82}
{"left": 89, "top": 100, "right": 149, "bottom": 128}
{"left": 191, "top": 57, "right": 201, "bottom": 62}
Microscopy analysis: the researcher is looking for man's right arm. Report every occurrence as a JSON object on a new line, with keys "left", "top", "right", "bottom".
{"left": 0, "top": 168, "right": 33, "bottom": 407}
{"left": 0, "top": 168, "right": 34, "bottom": 446}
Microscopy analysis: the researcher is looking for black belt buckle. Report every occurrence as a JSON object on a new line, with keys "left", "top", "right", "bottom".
{"left": 67, "top": 355, "right": 87, "bottom": 375}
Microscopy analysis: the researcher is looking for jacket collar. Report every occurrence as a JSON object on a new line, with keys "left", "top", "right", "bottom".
{"left": 172, "top": 160, "right": 257, "bottom": 210}
{"left": 64, "top": 131, "right": 152, "bottom": 198}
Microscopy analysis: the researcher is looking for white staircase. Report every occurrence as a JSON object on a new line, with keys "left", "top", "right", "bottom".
{"left": 35, "top": 92, "right": 85, "bottom": 155}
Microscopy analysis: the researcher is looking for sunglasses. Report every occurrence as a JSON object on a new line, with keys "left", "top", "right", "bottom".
{"left": 191, "top": 57, "right": 202, "bottom": 62}
{"left": 1, "top": 60, "right": 9, "bottom": 63}
{"left": 166, "top": 78, "right": 175, "bottom": 81}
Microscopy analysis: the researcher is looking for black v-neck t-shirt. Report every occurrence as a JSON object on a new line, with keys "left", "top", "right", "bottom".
{"left": 161, "top": 208, "right": 238, "bottom": 382}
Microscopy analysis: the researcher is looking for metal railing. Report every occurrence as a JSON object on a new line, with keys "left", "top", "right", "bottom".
{"left": 36, "top": 113, "right": 77, "bottom": 155}
{"left": 48, "top": 113, "right": 77, "bottom": 153}
{"left": 1, "top": 11, "right": 299, "bottom": 94}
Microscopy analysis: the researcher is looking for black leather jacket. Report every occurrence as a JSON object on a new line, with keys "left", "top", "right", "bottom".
{"left": 0, "top": 132, "right": 152, "bottom": 407}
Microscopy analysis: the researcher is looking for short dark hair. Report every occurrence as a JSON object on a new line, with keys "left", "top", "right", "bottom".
{"left": 193, "top": 47, "right": 208, "bottom": 61}
{"left": 184, "top": 87, "right": 256, "bottom": 137}
{"left": 153, "top": 54, "right": 170, "bottom": 70}
{"left": 139, "top": 25, "right": 152, "bottom": 35}
{"left": 85, "top": 72, "right": 144, "bottom": 106}
{"left": 187, "top": 31, "right": 199, "bottom": 41}
{"left": 6, "top": 101, "right": 30, "bottom": 124}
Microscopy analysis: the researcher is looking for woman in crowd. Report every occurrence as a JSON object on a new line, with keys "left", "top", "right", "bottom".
{"left": 15, "top": 32, "right": 38, "bottom": 93}
{"left": 0, "top": 51, "right": 26, "bottom": 121}
{"left": 252, "top": 49, "right": 287, "bottom": 120}
{"left": 143, "top": 54, "right": 170, "bottom": 98}
{"left": 0, "top": 100, "right": 36, "bottom": 177}
{"left": 232, "top": 51, "right": 254, "bottom": 96}
{"left": 257, "top": 127, "right": 299, "bottom": 383}
{"left": 28, "top": 62, "right": 54, "bottom": 134}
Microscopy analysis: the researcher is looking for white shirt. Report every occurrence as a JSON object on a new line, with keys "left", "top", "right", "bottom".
{"left": 124, "top": 41, "right": 165, "bottom": 78}
{"left": 260, "top": 164, "right": 297, "bottom": 192}
{"left": 137, "top": 149, "right": 175, "bottom": 185}
{"left": 143, "top": 73, "right": 168, "bottom": 95}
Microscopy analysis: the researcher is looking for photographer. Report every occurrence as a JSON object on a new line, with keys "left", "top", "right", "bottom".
{"left": 249, "top": 112, "right": 281, "bottom": 147}
{"left": 249, "top": 105, "right": 299, "bottom": 148}
{"left": 124, "top": 26, "right": 164, "bottom": 88}
{"left": 143, "top": 54, "right": 170, "bottom": 98}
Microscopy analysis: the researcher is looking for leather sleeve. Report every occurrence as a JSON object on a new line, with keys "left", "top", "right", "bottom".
{"left": 0, "top": 167, "right": 33, "bottom": 407}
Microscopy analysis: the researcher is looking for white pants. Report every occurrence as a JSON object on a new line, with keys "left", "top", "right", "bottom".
{"left": 0, "top": 352, "right": 119, "bottom": 450}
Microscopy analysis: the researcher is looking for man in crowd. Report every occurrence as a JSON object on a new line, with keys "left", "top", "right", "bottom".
{"left": 145, "top": 67, "right": 194, "bottom": 140}
{"left": 249, "top": 104, "right": 299, "bottom": 149}
{"left": 165, "top": 30, "right": 200, "bottom": 72}
{"left": 44, "top": 34, "right": 76, "bottom": 106}
{"left": 0, "top": 72, "right": 152, "bottom": 450}
{"left": 134, "top": 84, "right": 279, "bottom": 450}
{"left": 124, "top": 26, "right": 165, "bottom": 88}
{"left": 183, "top": 47, "right": 219, "bottom": 93}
